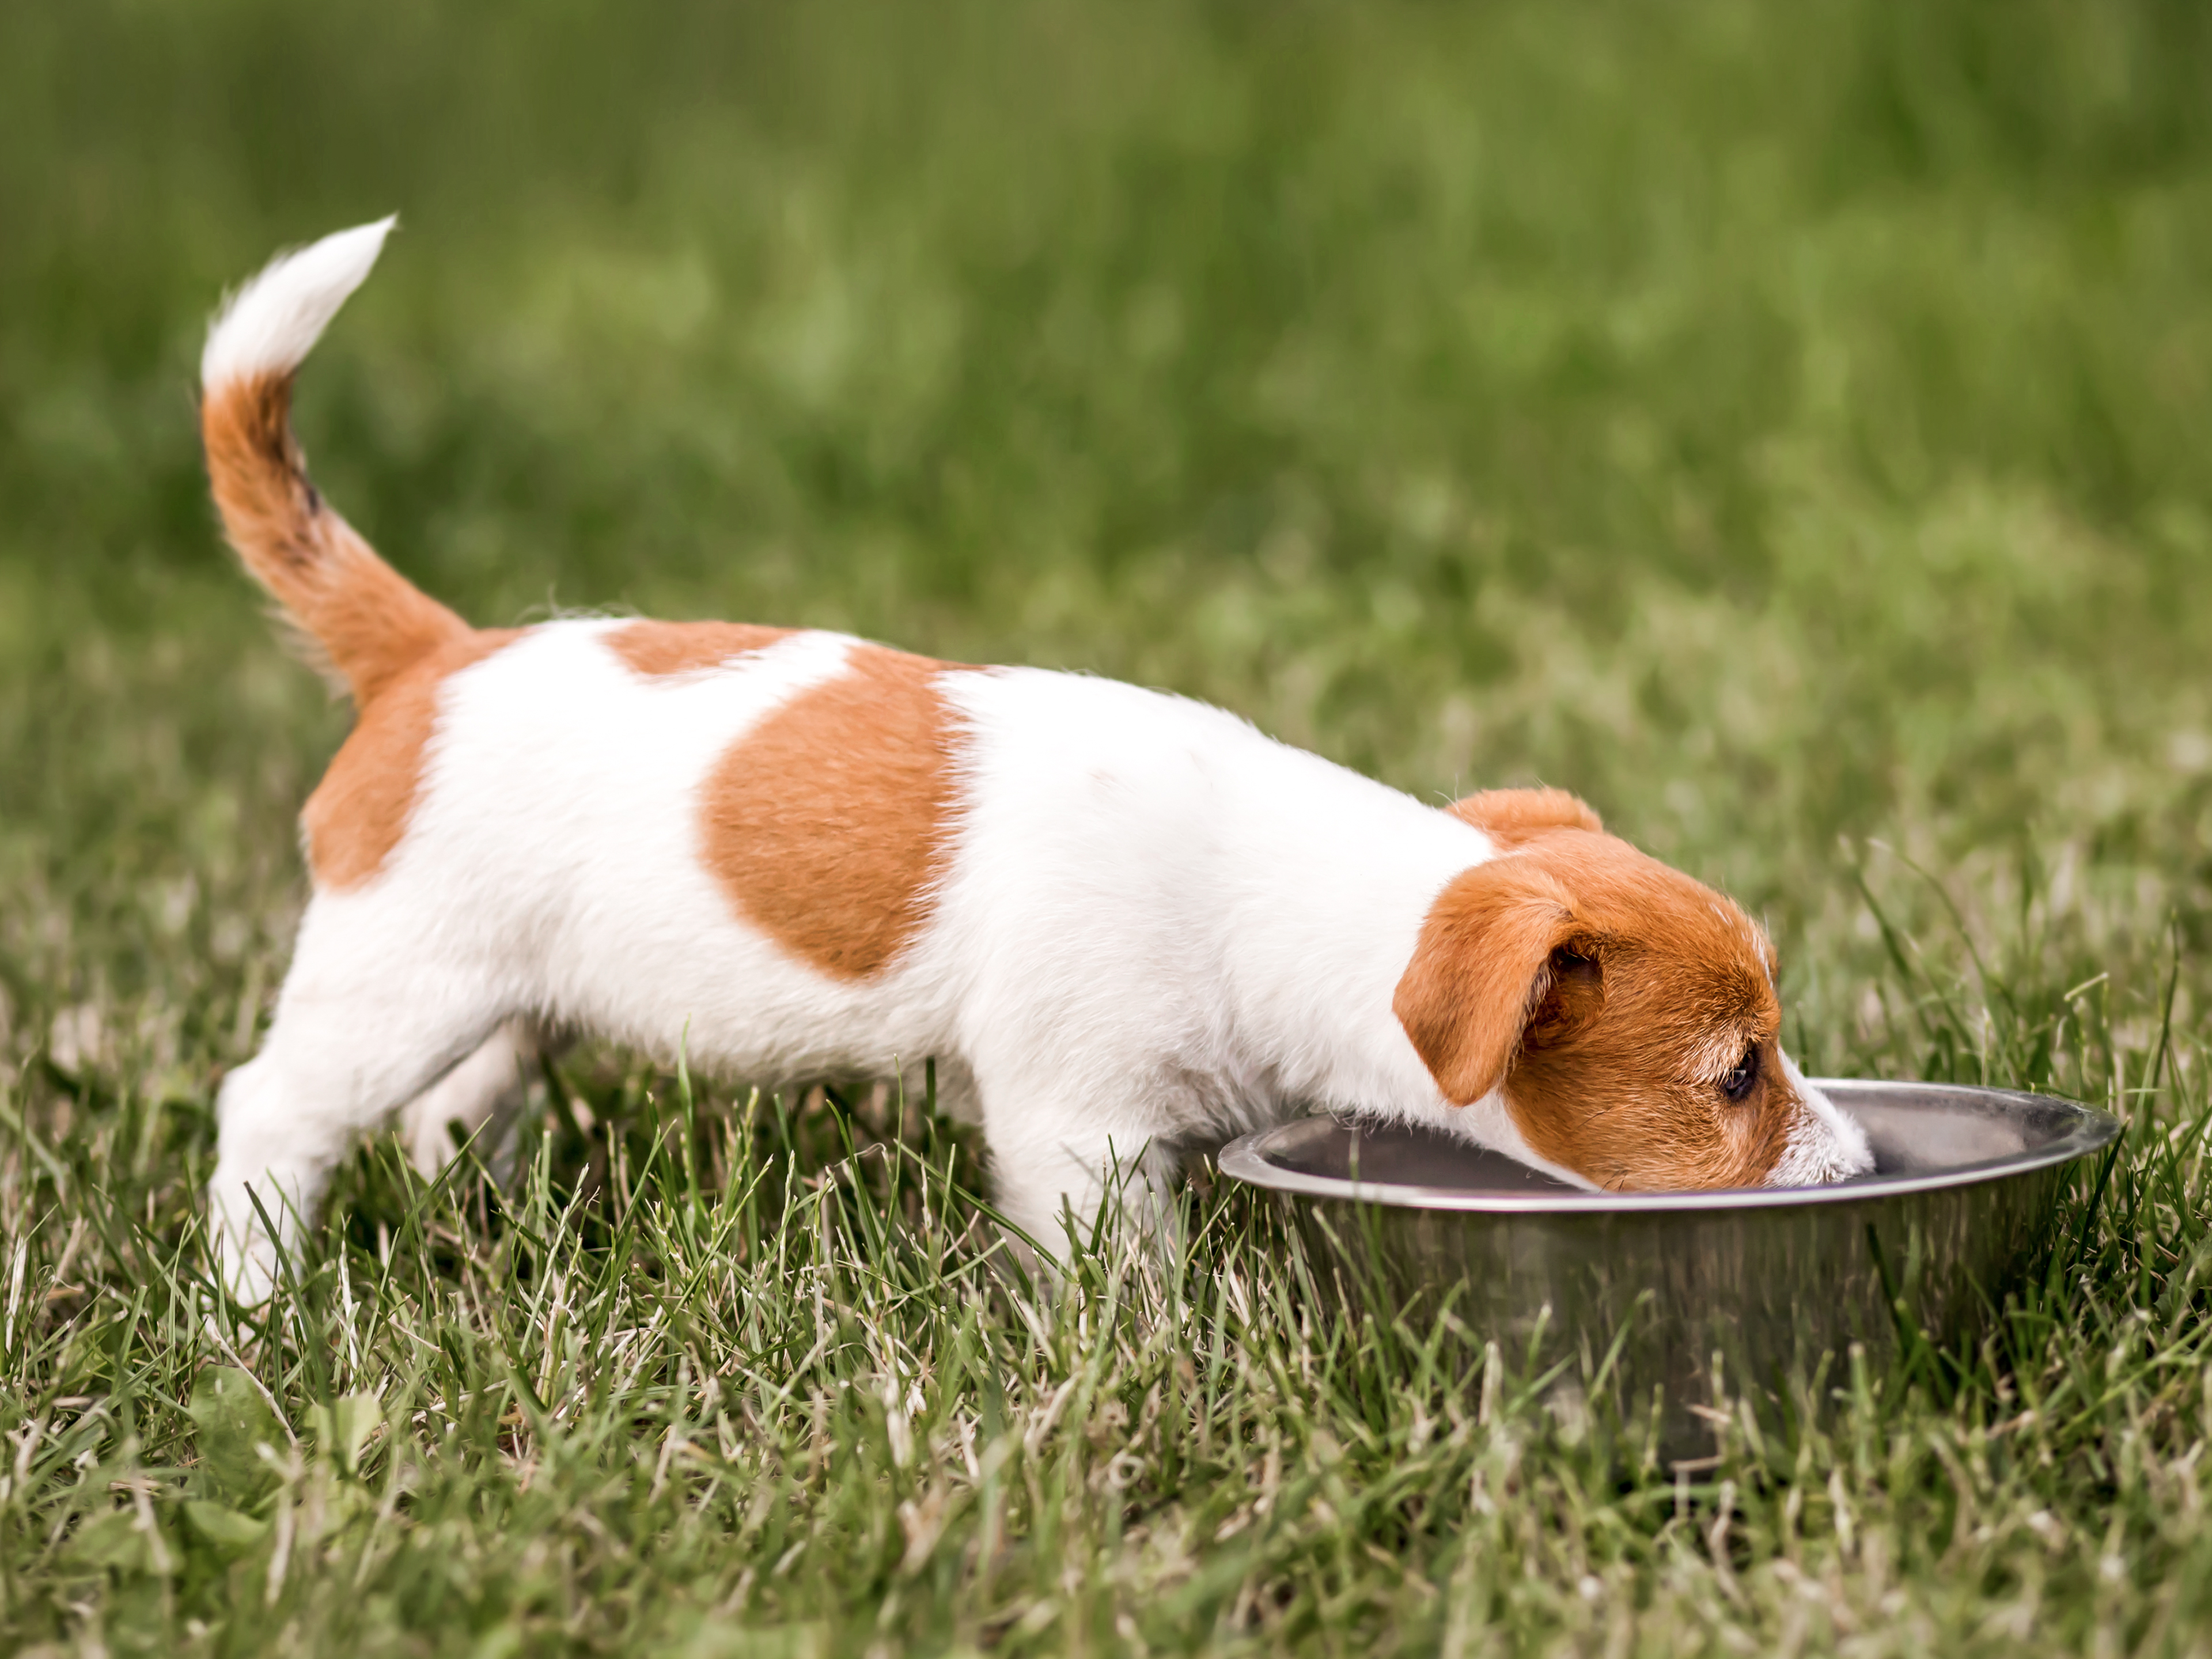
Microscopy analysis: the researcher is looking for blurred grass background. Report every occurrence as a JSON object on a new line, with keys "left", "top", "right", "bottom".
{"left": 9, "top": 1, "right": 2212, "bottom": 1653}
{"left": 10, "top": 0, "right": 2212, "bottom": 991}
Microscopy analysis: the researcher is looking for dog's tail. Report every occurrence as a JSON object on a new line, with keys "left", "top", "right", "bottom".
{"left": 200, "top": 218, "right": 468, "bottom": 704}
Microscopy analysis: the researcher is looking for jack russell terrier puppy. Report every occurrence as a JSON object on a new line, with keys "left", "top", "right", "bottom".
{"left": 198, "top": 221, "right": 1872, "bottom": 1300}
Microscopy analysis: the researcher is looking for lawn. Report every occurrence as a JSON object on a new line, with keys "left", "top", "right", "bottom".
{"left": 7, "top": 0, "right": 2212, "bottom": 1652}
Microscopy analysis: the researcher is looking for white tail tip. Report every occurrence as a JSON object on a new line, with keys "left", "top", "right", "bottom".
{"left": 200, "top": 215, "right": 399, "bottom": 391}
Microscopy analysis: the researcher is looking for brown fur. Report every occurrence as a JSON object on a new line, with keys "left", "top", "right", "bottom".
{"left": 302, "top": 629, "right": 522, "bottom": 889}
{"left": 699, "top": 645, "right": 972, "bottom": 980}
{"left": 201, "top": 373, "right": 469, "bottom": 704}
{"left": 608, "top": 620, "right": 794, "bottom": 677}
{"left": 1394, "top": 828, "right": 1797, "bottom": 1190}
{"left": 1448, "top": 786, "right": 1604, "bottom": 845}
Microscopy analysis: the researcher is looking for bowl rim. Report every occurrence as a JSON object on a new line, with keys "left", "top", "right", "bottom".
{"left": 1215, "top": 1078, "right": 2122, "bottom": 1214}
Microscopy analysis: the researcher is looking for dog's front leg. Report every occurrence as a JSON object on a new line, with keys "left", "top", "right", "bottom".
{"left": 976, "top": 1101, "right": 1183, "bottom": 1267}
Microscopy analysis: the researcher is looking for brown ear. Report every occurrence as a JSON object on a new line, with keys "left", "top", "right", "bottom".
{"left": 1447, "top": 787, "right": 1602, "bottom": 846}
{"left": 1393, "top": 858, "right": 1590, "bottom": 1105}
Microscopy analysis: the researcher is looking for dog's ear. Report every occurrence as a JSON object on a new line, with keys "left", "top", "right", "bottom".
{"left": 1393, "top": 857, "right": 1596, "bottom": 1105}
{"left": 1446, "top": 787, "right": 1602, "bottom": 846}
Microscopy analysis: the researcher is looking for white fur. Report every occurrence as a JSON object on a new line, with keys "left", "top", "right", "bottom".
{"left": 201, "top": 217, "right": 396, "bottom": 390}
{"left": 400, "top": 1016, "right": 536, "bottom": 1181}
{"left": 1768, "top": 1055, "right": 1874, "bottom": 1186}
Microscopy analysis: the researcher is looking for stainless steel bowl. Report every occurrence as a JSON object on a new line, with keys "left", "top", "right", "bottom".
{"left": 1218, "top": 1080, "right": 2119, "bottom": 1463}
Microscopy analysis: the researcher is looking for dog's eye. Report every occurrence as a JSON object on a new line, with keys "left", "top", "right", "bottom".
{"left": 1720, "top": 1045, "right": 1760, "bottom": 1103}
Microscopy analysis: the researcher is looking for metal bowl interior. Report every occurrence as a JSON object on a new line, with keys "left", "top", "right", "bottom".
{"left": 1217, "top": 1081, "right": 2120, "bottom": 1464}
{"left": 1218, "top": 1079, "right": 2118, "bottom": 1210}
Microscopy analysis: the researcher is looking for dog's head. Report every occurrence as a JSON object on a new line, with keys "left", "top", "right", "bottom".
{"left": 1393, "top": 789, "right": 1870, "bottom": 1190}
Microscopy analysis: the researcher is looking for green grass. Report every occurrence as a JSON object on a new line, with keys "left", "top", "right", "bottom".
{"left": 9, "top": 0, "right": 2212, "bottom": 1650}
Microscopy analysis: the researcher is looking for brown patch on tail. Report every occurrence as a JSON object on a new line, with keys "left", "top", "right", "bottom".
{"left": 699, "top": 645, "right": 973, "bottom": 979}
{"left": 608, "top": 620, "right": 795, "bottom": 677}
{"left": 302, "top": 628, "right": 522, "bottom": 889}
{"left": 201, "top": 370, "right": 467, "bottom": 704}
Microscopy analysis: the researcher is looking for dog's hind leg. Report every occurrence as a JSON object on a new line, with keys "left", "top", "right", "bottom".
{"left": 399, "top": 1017, "right": 541, "bottom": 1184}
{"left": 207, "top": 899, "right": 514, "bottom": 1304}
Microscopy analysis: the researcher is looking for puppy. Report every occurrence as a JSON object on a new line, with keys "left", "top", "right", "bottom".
{"left": 199, "top": 221, "right": 1871, "bottom": 1300}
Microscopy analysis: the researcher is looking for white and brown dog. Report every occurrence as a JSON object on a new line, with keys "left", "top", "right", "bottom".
{"left": 199, "top": 221, "right": 1870, "bottom": 1299}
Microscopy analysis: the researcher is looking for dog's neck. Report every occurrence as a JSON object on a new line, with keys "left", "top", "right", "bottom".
{"left": 1192, "top": 745, "right": 1500, "bottom": 1120}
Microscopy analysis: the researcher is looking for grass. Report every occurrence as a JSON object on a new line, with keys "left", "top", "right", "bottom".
{"left": 7, "top": 0, "right": 2212, "bottom": 1650}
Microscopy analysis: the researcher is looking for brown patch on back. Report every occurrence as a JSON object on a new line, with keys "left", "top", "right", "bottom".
{"left": 700, "top": 644, "right": 972, "bottom": 980}
{"left": 1395, "top": 829, "right": 1798, "bottom": 1190}
{"left": 1448, "top": 787, "right": 1603, "bottom": 846}
{"left": 608, "top": 620, "right": 794, "bottom": 678}
{"left": 302, "top": 628, "right": 522, "bottom": 889}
